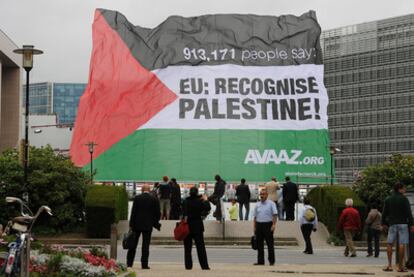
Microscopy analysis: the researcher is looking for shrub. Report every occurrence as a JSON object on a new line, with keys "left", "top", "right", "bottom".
{"left": 85, "top": 185, "right": 128, "bottom": 238}
{"left": 0, "top": 147, "right": 88, "bottom": 233}
{"left": 353, "top": 154, "right": 414, "bottom": 211}
{"left": 307, "top": 185, "right": 366, "bottom": 235}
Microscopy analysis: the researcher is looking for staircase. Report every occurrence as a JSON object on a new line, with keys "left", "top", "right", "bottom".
{"left": 117, "top": 220, "right": 332, "bottom": 248}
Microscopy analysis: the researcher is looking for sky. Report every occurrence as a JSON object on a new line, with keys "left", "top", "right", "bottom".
{"left": 0, "top": 0, "right": 413, "bottom": 83}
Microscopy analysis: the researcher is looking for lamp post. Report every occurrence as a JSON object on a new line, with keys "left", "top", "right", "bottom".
{"left": 329, "top": 146, "right": 341, "bottom": 186}
{"left": 85, "top": 142, "right": 97, "bottom": 184}
{"left": 13, "top": 45, "right": 43, "bottom": 201}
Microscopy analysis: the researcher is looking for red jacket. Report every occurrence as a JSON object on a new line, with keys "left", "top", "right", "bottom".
{"left": 337, "top": 207, "right": 361, "bottom": 232}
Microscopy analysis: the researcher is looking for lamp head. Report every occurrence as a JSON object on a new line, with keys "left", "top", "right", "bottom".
{"left": 329, "top": 146, "right": 341, "bottom": 154}
{"left": 13, "top": 45, "right": 43, "bottom": 71}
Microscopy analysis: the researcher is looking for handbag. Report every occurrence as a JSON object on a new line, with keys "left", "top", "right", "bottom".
{"left": 174, "top": 220, "right": 190, "bottom": 241}
{"left": 122, "top": 230, "right": 137, "bottom": 250}
{"left": 250, "top": 235, "right": 258, "bottom": 250}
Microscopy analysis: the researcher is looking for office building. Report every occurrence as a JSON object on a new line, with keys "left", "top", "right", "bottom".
{"left": 0, "top": 30, "right": 21, "bottom": 152}
{"left": 321, "top": 14, "right": 414, "bottom": 183}
{"left": 23, "top": 82, "right": 86, "bottom": 124}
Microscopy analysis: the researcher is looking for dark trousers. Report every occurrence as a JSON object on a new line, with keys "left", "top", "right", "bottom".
{"left": 256, "top": 222, "right": 275, "bottom": 264}
{"left": 184, "top": 232, "right": 209, "bottom": 269}
{"left": 284, "top": 201, "right": 295, "bottom": 221}
{"left": 301, "top": 224, "right": 314, "bottom": 254}
{"left": 126, "top": 230, "right": 152, "bottom": 267}
{"left": 367, "top": 228, "right": 380, "bottom": 257}
{"left": 214, "top": 201, "right": 222, "bottom": 221}
{"left": 239, "top": 201, "right": 250, "bottom": 221}
{"left": 170, "top": 202, "right": 181, "bottom": 220}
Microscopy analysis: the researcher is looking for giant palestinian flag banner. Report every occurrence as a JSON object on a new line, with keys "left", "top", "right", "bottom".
{"left": 70, "top": 9, "right": 331, "bottom": 183}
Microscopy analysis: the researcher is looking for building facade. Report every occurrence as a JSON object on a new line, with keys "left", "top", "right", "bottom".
{"left": 23, "top": 82, "right": 86, "bottom": 125}
{"left": 321, "top": 14, "right": 414, "bottom": 183}
{"left": 0, "top": 29, "right": 21, "bottom": 152}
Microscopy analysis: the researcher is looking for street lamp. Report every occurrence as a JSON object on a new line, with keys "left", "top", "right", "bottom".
{"left": 329, "top": 146, "right": 341, "bottom": 186}
{"left": 13, "top": 45, "right": 43, "bottom": 201}
{"left": 85, "top": 142, "right": 97, "bottom": 184}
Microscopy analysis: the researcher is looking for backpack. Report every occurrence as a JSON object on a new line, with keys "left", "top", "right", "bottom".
{"left": 304, "top": 208, "right": 315, "bottom": 221}
{"left": 159, "top": 183, "right": 171, "bottom": 199}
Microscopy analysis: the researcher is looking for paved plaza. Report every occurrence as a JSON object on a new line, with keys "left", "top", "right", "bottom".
{"left": 121, "top": 247, "right": 413, "bottom": 276}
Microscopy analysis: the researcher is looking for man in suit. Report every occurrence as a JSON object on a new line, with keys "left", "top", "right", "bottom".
{"left": 127, "top": 184, "right": 161, "bottom": 269}
{"left": 282, "top": 176, "right": 299, "bottom": 221}
{"left": 236, "top": 178, "right": 251, "bottom": 220}
{"left": 183, "top": 187, "right": 211, "bottom": 270}
{"left": 210, "top": 174, "right": 226, "bottom": 221}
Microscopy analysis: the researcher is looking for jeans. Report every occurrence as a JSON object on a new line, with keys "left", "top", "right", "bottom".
{"left": 367, "top": 228, "right": 380, "bottom": 257}
{"left": 238, "top": 201, "right": 250, "bottom": 220}
{"left": 387, "top": 224, "right": 409, "bottom": 244}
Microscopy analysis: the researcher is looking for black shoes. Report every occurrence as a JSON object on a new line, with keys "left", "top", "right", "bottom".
{"left": 254, "top": 262, "right": 274, "bottom": 266}
{"left": 142, "top": 265, "right": 150, "bottom": 269}
{"left": 350, "top": 254, "right": 357, "bottom": 257}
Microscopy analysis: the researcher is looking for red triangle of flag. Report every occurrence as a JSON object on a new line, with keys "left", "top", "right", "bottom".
{"left": 70, "top": 10, "right": 178, "bottom": 167}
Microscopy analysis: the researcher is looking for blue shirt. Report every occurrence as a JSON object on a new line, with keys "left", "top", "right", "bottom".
{"left": 254, "top": 200, "right": 277, "bottom": 222}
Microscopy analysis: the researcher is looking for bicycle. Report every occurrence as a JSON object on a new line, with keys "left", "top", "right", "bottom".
{"left": 1, "top": 196, "right": 52, "bottom": 277}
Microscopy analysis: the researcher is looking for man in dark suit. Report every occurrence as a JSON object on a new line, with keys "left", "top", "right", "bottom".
{"left": 183, "top": 187, "right": 211, "bottom": 270}
{"left": 127, "top": 184, "right": 161, "bottom": 269}
{"left": 236, "top": 178, "right": 251, "bottom": 220}
{"left": 209, "top": 174, "right": 226, "bottom": 221}
{"left": 282, "top": 176, "right": 299, "bottom": 221}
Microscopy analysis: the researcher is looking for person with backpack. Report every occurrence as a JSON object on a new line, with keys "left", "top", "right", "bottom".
{"left": 299, "top": 198, "right": 318, "bottom": 254}
{"left": 365, "top": 202, "right": 382, "bottom": 258}
{"left": 158, "top": 176, "right": 172, "bottom": 220}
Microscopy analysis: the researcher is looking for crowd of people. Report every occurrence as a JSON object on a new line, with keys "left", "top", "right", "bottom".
{"left": 127, "top": 176, "right": 414, "bottom": 273}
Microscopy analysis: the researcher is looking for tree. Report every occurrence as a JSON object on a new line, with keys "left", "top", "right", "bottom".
{"left": 353, "top": 154, "right": 414, "bottom": 209}
{"left": 0, "top": 146, "right": 89, "bottom": 233}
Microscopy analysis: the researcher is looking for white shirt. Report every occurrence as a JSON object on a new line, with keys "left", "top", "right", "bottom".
{"left": 299, "top": 204, "right": 318, "bottom": 229}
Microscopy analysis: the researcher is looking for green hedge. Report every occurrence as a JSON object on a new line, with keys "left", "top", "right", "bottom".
{"left": 307, "top": 186, "right": 366, "bottom": 234}
{"left": 85, "top": 185, "right": 128, "bottom": 238}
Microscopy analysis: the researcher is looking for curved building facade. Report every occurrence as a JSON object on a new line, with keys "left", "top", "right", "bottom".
{"left": 321, "top": 14, "right": 414, "bottom": 183}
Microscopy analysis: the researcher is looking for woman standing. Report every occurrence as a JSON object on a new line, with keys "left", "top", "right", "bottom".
{"left": 365, "top": 202, "right": 382, "bottom": 257}
{"left": 299, "top": 198, "right": 318, "bottom": 254}
{"left": 183, "top": 187, "right": 211, "bottom": 270}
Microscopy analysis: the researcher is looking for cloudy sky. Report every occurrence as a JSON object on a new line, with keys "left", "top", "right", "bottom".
{"left": 0, "top": 0, "right": 413, "bottom": 83}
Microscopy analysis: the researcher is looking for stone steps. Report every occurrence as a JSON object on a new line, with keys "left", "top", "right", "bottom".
{"left": 150, "top": 236, "right": 298, "bottom": 246}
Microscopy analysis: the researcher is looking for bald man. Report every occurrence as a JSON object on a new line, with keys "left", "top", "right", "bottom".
{"left": 127, "top": 184, "right": 161, "bottom": 269}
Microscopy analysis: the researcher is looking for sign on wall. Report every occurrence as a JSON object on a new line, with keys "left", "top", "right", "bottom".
{"left": 70, "top": 9, "right": 331, "bottom": 183}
